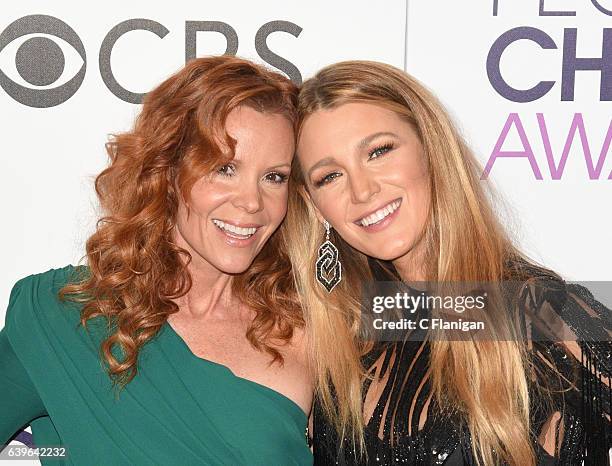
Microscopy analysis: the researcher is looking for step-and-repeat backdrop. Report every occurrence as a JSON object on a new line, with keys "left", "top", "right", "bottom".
{"left": 1, "top": 0, "right": 609, "bottom": 463}
{"left": 407, "top": 0, "right": 610, "bottom": 282}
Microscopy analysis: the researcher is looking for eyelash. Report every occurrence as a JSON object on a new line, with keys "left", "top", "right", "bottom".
{"left": 216, "top": 163, "right": 235, "bottom": 177}
{"left": 368, "top": 142, "right": 395, "bottom": 159}
{"left": 314, "top": 172, "right": 341, "bottom": 188}
{"left": 264, "top": 172, "right": 289, "bottom": 184}
{"left": 314, "top": 142, "right": 396, "bottom": 188}
{"left": 215, "top": 164, "right": 288, "bottom": 184}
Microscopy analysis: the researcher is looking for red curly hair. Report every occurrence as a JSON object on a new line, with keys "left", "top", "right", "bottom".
{"left": 59, "top": 56, "right": 301, "bottom": 389}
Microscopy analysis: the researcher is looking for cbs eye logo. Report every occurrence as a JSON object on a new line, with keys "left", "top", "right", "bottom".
{"left": 0, "top": 14, "right": 302, "bottom": 108}
{"left": 0, "top": 15, "right": 85, "bottom": 108}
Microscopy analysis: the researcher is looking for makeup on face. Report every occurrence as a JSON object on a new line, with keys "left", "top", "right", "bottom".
{"left": 297, "top": 102, "right": 430, "bottom": 263}
{"left": 174, "top": 106, "right": 295, "bottom": 274}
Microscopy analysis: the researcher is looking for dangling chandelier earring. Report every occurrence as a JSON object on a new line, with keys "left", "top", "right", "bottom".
{"left": 315, "top": 220, "right": 342, "bottom": 292}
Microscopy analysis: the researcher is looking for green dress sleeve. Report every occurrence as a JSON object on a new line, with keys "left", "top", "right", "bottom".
{"left": 0, "top": 325, "right": 46, "bottom": 445}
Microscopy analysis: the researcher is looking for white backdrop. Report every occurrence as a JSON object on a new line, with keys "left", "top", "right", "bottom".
{"left": 0, "top": 0, "right": 610, "bottom": 463}
{"left": 405, "top": 0, "right": 611, "bottom": 281}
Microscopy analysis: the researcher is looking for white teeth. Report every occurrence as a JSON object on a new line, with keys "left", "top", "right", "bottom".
{"left": 212, "top": 219, "right": 257, "bottom": 237}
{"left": 358, "top": 200, "right": 401, "bottom": 227}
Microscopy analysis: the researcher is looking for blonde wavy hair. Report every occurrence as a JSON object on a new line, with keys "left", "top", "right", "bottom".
{"left": 58, "top": 56, "right": 302, "bottom": 390}
{"left": 286, "top": 61, "right": 551, "bottom": 466}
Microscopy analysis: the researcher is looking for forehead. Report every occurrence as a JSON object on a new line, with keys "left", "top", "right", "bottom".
{"left": 224, "top": 105, "right": 295, "bottom": 161}
{"left": 298, "top": 102, "right": 411, "bottom": 151}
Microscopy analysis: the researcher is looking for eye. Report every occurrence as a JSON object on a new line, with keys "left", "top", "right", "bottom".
{"left": 0, "top": 15, "right": 86, "bottom": 108}
{"left": 264, "top": 172, "right": 289, "bottom": 184}
{"left": 314, "top": 172, "right": 342, "bottom": 188}
{"left": 368, "top": 143, "right": 395, "bottom": 160}
{"left": 216, "top": 163, "right": 236, "bottom": 177}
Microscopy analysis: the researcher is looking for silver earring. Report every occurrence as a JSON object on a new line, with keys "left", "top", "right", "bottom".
{"left": 316, "top": 220, "right": 342, "bottom": 292}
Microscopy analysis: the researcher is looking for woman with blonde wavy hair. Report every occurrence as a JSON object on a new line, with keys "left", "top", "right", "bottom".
{"left": 0, "top": 56, "right": 313, "bottom": 465}
{"left": 286, "top": 61, "right": 611, "bottom": 465}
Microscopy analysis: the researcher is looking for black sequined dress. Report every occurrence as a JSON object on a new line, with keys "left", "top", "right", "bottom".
{"left": 312, "top": 270, "right": 612, "bottom": 466}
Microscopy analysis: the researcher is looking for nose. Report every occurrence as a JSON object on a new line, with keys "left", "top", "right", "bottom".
{"left": 232, "top": 180, "right": 263, "bottom": 213}
{"left": 348, "top": 168, "right": 380, "bottom": 204}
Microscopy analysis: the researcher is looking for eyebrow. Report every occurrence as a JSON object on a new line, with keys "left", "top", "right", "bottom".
{"left": 225, "top": 159, "right": 290, "bottom": 171}
{"left": 307, "top": 156, "right": 336, "bottom": 178}
{"left": 306, "top": 131, "right": 400, "bottom": 178}
{"left": 357, "top": 131, "right": 399, "bottom": 149}
{"left": 267, "top": 163, "right": 291, "bottom": 170}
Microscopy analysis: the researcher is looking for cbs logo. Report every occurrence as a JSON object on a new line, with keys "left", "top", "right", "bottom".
{"left": 0, "top": 14, "right": 302, "bottom": 108}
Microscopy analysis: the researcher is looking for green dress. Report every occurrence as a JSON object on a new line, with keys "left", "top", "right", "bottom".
{"left": 0, "top": 265, "right": 312, "bottom": 465}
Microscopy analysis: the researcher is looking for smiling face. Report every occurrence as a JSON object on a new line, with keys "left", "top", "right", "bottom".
{"left": 297, "top": 102, "right": 430, "bottom": 266}
{"left": 174, "top": 105, "right": 295, "bottom": 275}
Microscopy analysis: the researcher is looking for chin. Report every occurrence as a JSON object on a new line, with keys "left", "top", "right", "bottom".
{"left": 363, "top": 243, "right": 412, "bottom": 262}
{"left": 212, "top": 258, "right": 255, "bottom": 275}
{"left": 207, "top": 254, "right": 255, "bottom": 275}
{"left": 370, "top": 251, "right": 406, "bottom": 262}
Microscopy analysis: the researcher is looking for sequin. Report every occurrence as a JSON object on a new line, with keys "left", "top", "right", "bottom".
{"left": 312, "top": 274, "right": 611, "bottom": 465}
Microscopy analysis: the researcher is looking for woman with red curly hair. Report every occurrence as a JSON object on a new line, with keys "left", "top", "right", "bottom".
{"left": 0, "top": 56, "right": 313, "bottom": 465}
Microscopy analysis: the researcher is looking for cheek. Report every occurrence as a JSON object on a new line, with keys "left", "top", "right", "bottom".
{"left": 415, "top": 186, "right": 431, "bottom": 221}
{"left": 390, "top": 158, "right": 430, "bottom": 214}
{"left": 175, "top": 200, "right": 205, "bottom": 242}
{"left": 175, "top": 184, "right": 227, "bottom": 240}
{"left": 263, "top": 189, "right": 289, "bottom": 224}
{"left": 310, "top": 189, "right": 344, "bottom": 224}
{"left": 408, "top": 177, "right": 430, "bottom": 221}
{"left": 400, "top": 182, "right": 430, "bottom": 245}
{"left": 188, "top": 183, "right": 226, "bottom": 216}
{"left": 389, "top": 152, "right": 428, "bottom": 183}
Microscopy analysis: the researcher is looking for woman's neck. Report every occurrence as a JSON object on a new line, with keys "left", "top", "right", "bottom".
{"left": 171, "top": 229, "right": 239, "bottom": 321}
{"left": 392, "top": 241, "right": 427, "bottom": 282}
